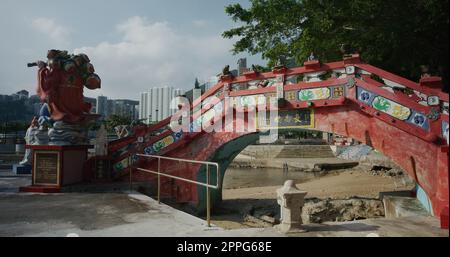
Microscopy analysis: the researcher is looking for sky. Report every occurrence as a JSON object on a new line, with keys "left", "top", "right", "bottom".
{"left": 0, "top": 0, "right": 264, "bottom": 100}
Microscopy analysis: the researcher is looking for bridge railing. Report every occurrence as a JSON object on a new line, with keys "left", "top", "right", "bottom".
{"left": 108, "top": 55, "right": 448, "bottom": 177}
{"left": 131, "top": 154, "right": 220, "bottom": 227}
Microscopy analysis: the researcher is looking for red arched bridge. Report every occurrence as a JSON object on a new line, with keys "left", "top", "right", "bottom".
{"left": 84, "top": 54, "right": 449, "bottom": 226}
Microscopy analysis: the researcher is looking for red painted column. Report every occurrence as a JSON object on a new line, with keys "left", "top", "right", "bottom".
{"left": 436, "top": 146, "right": 449, "bottom": 229}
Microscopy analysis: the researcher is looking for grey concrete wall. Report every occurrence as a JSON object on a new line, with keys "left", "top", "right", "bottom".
{"left": 241, "top": 145, "right": 336, "bottom": 159}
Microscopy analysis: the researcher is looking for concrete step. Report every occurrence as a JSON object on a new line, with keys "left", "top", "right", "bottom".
{"left": 243, "top": 145, "right": 337, "bottom": 159}
{"left": 275, "top": 146, "right": 336, "bottom": 158}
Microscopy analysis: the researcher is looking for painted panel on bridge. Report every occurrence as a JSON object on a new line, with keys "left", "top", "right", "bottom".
{"left": 143, "top": 131, "right": 183, "bottom": 155}
{"left": 357, "top": 87, "right": 429, "bottom": 130}
{"left": 236, "top": 94, "right": 266, "bottom": 107}
{"left": 372, "top": 96, "right": 411, "bottom": 120}
{"left": 286, "top": 91, "right": 297, "bottom": 101}
{"left": 357, "top": 87, "right": 377, "bottom": 105}
{"left": 331, "top": 86, "right": 345, "bottom": 98}
{"left": 112, "top": 157, "right": 130, "bottom": 174}
{"left": 298, "top": 88, "right": 331, "bottom": 101}
{"left": 257, "top": 109, "right": 314, "bottom": 129}
{"left": 406, "top": 111, "right": 429, "bottom": 130}
{"left": 286, "top": 86, "right": 345, "bottom": 102}
{"left": 112, "top": 154, "right": 138, "bottom": 174}
{"left": 358, "top": 86, "right": 412, "bottom": 120}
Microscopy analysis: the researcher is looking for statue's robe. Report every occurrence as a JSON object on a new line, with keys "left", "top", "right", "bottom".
{"left": 37, "top": 67, "right": 92, "bottom": 124}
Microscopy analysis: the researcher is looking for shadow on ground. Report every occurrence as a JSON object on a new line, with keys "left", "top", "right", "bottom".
{"left": 306, "top": 222, "right": 380, "bottom": 232}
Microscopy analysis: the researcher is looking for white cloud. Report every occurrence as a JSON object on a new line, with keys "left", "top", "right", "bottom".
{"left": 31, "top": 17, "right": 70, "bottom": 45}
{"left": 74, "top": 16, "right": 235, "bottom": 100}
{"left": 192, "top": 20, "right": 208, "bottom": 28}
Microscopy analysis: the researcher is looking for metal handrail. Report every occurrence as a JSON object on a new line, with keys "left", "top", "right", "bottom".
{"left": 129, "top": 154, "right": 220, "bottom": 227}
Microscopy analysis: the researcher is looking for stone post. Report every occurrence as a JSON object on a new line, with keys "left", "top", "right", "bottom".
{"left": 94, "top": 124, "right": 108, "bottom": 156}
{"left": 276, "top": 180, "right": 307, "bottom": 233}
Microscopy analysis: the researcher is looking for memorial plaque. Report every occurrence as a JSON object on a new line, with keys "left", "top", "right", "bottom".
{"left": 34, "top": 151, "right": 60, "bottom": 186}
{"left": 257, "top": 109, "right": 314, "bottom": 129}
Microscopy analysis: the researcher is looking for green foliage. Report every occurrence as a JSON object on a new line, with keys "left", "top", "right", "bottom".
{"left": 0, "top": 121, "right": 29, "bottom": 133}
{"left": 223, "top": 0, "right": 449, "bottom": 84}
{"left": 105, "top": 115, "right": 131, "bottom": 131}
{"left": 87, "top": 120, "right": 102, "bottom": 131}
{"left": 252, "top": 64, "right": 271, "bottom": 72}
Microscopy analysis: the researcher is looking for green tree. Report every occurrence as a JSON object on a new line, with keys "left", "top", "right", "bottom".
{"left": 223, "top": 0, "right": 449, "bottom": 88}
{"left": 105, "top": 115, "right": 132, "bottom": 131}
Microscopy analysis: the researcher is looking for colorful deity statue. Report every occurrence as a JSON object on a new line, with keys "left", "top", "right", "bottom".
{"left": 35, "top": 49, "right": 100, "bottom": 124}
{"left": 30, "top": 49, "right": 101, "bottom": 145}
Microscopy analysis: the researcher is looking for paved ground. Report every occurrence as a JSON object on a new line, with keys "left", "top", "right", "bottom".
{"left": 0, "top": 191, "right": 280, "bottom": 237}
{"left": 0, "top": 191, "right": 447, "bottom": 237}
{"left": 0, "top": 175, "right": 447, "bottom": 237}
{"left": 0, "top": 169, "right": 31, "bottom": 193}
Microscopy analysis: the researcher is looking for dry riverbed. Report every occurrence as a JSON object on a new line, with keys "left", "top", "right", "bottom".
{"left": 211, "top": 167, "right": 414, "bottom": 230}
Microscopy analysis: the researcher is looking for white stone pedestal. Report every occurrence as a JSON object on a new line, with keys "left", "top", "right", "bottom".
{"left": 275, "top": 180, "right": 308, "bottom": 233}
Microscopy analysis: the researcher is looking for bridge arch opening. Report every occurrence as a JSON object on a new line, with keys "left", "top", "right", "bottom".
{"left": 194, "top": 128, "right": 417, "bottom": 227}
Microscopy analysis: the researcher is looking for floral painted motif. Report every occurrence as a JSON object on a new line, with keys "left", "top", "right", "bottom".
{"left": 298, "top": 88, "right": 330, "bottom": 101}
{"left": 113, "top": 157, "right": 130, "bottom": 173}
{"left": 238, "top": 94, "right": 265, "bottom": 107}
{"left": 143, "top": 131, "right": 183, "bottom": 155}
{"left": 372, "top": 97, "right": 391, "bottom": 112}
{"left": 299, "top": 90, "right": 314, "bottom": 101}
{"left": 153, "top": 135, "right": 174, "bottom": 152}
{"left": 372, "top": 96, "right": 411, "bottom": 120}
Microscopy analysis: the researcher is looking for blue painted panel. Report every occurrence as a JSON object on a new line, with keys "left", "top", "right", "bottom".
{"left": 356, "top": 87, "right": 376, "bottom": 105}
{"left": 407, "top": 111, "right": 429, "bottom": 130}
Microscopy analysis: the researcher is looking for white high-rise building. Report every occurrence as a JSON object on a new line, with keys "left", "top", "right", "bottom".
{"left": 140, "top": 92, "right": 148, "bottom": 123}
{"left": 205, "top": 76, "right": 219, "bottom": 92}
{"left": 139, "top": 87, "right": 185, "bottom": 124}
